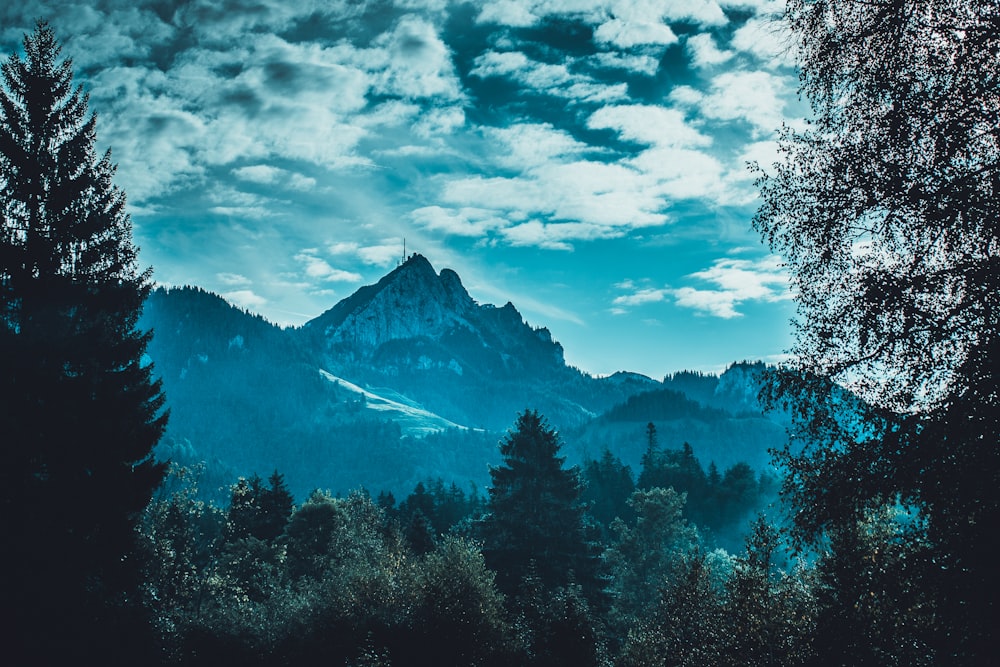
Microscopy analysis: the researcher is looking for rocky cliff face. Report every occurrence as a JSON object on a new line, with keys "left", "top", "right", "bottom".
{"left": 311, "top": 255, "right": 474, "bottom": 349}
{"left": 299, "top": 254, "right": 579, "bottom": 429}
{"left": 304, "top": 254, "right": 566, "bottom": 376}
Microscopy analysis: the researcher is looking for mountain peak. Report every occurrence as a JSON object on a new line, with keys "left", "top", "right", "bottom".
{"left": 305, "top": 255, "right": 474, "bottom": 348}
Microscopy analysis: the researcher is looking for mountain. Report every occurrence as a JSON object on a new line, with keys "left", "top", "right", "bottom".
{"left": 565, "top": 362, "right": 789, "bottom": 474}
{"left": 300, "top": 254, "right": 598, "bottom": 429}
{"left": 140, "top": 259, "right": 790, "bottom": 499}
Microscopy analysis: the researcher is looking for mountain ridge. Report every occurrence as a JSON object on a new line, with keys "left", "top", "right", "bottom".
{"left": 139, "top": 260, "right": 787, "bottom": 498}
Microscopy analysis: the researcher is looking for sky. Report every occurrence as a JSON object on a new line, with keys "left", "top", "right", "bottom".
{"left": 2, "top": 0, "right": 808, "bottom": 379}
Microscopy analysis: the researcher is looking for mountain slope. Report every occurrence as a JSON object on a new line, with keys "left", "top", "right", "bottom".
{"left": 139, "top": 267, "right": 789, "bottom": 500}
{"left": 301, "top": 254, "right": 610, "bottom": 429}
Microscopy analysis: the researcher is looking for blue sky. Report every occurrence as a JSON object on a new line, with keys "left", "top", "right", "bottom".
{"left": 3, "top": 0, "right": 806, "bottom": 378}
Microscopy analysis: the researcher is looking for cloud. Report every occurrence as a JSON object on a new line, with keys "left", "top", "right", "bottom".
{"left": 488, "top": 123, "right": 589, "bottom": 169}
{"left": 587, "top": 104, "right": 711, "bottom": 148}
{"left": 470, "top": 50, "right": 628, "bottom": 102}
{"left": 328, "top": 242, "right": 360, "bottom": 255}
{"left": 474, "top": 0, "right": 728, "bottom": 35}
{"left": 673, "top": 255, "right": 792, "bottom": 318}
{"left": 326, "top": 241, "right": 403, "bottom": 266}
{"left": 358, "top": 244, "right": 404, "bottom": 266}
{"left": 216, "top": 272, "right": 252, "bottom": 286}
{"left": 731, "top": 17, "right": 797, "bottom": 68}
{"left": 223, "top": 289, "right": 268, "bottom": 310}
{"left": 594, "top": 18, "right": 678, "bottom": 48}
{"left": 412, "top": 206, "right": 508, "bottom": 237}
{"left": 476, "top": 0, "right": 540, "bottom": 27}
{"left": 589, "top": 52, "right": 661, "bottom": 76}
{"left": 669, "top": 70, "right": 788, "bottom": 137}
{"left": 438, "top": 158, "right": 670, "bottom": 237}
{"left": 613, "top": 287, "right": 671, "bottom": 306}
{"left": 366, "top": 16, "right": 465, "bottom": 101}
{"left": 294, "top": 250, "right": 363, "bottom": 282}
{"left": 612, "top": 256, "right": 792, "bottom": 318}
{"left": 686, "top": 33, "right": 733, "bottom": 68}
{"left": 232, "top": 165, "right": 317, "bottom": 191}
{"left": 587, "top": 105, "right": 734, "bottom": 203}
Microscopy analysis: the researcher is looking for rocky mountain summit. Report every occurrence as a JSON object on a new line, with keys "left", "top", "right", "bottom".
{"left": 303, "top": 253, "right": 566, "bottom": 379}
{"left": 300, "top": 254, "right": 585, "bottom": 429}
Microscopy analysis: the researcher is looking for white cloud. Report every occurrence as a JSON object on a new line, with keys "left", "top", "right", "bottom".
{"left": 673, "top": 286, "right": 744, "bottom": 318}
{"left": 672, "top": 255, "right": 792, "bottom": 318}
{"left": 476, "top": 0, "right": 540, "bottom": 26}
{"left": 470, "top": 50, "right": 628, "bottom": 103}
{"left": 588, "top": 104, "right": 712, "bottom": 148}
{"left": 594, "top": 18, "right": 678, "bottom": 48}
{"left": 358, "top": 244, "right": 404, "bottom": 266}
{"left": 471, "top": 51, "right": 572, "bottom": 88}
{"left": 325, "top": 241, "right": 402, "bottom": 266}
{"left": 500, "top": 220, "right": 626, "bottom": 250}
{"left": 613, "top": 287, "right": 671, "bottom": 306}
{"left": 367, "top": 16, "right": 465, "bottom": 101}
{"left": 488, "top": 123, "right": 589, "bottom": 169}
{"left": 475, "top": 0, "right": 729, "bottom": 33}
{"left": 294, "top": 251, "right": 363, "bottom": 282}
{"left": 589, "top": 52, "right": 661, "bottom": 76}
{"left": 412, "top": 206, "right": 508, "bottom": 237}
{"left": 412, "top": 106, "right": 466, "bottom": 138}
{"left": 216, "top": 272, "right": 252, "bottom": 286}
{"left": 670, "top": 70, "right": 788, "bottom": 137}
{"left": 686, "top": 33, "right": 733, "bottom": 68}
{"left": 223, "top": 289, "right": 268, "bottom": 310}
{"left": 232, "top": 164, "right": 317, "bottom": 191}
{"left": 328, "top": 241, "right": 360, "bottom": 255}
{"left": 731, "top": 17, "right": 797, "bottom": 68}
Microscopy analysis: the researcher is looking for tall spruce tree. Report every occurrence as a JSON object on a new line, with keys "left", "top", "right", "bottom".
{"left": 480, "top": 410, "right": 603, "bottom": 602}
{"left": 0, "top": 22, "right": 166, "bottom": 662}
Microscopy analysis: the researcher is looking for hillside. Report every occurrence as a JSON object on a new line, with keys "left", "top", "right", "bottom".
{"left": 140, "top": 260, "right": 788, "bottom": 499}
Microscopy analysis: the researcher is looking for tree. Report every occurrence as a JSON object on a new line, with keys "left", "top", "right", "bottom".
{"left": 753, "top": 1, "right": 1000, "bottom": 659}
{"left": 581, "top": 448, "right": 636, "bottom": 538}
{"left": 605, "top": 487, "right": 699, "bottom": 629}
{"left": 225, "top": 471, "right": 294, "bottom": 542}
{"left": 722, "top": 516, "right": 816, "bottom": 667}
{"left": 479, "top": 410, "right": 604, "bottom": 603}
{"left": 619, "top": 552, "right": 724, "bottom": 667}
{"left": 0, "top": 22, "right": 167, "bottom": 661}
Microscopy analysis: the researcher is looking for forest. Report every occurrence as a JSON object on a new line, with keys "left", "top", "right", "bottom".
{"left": 2, "top": 2, "right": 998, "bottom": 665}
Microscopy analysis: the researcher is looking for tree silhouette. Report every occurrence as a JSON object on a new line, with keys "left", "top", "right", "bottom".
{"left": 480, "top": 410, "right": 603, "bottom": 602}
{"left": 0, "top": 22, "right": 166, "bottom": 662}
{"left": 754, "top": 1, "right": 1000, "bottom": 660}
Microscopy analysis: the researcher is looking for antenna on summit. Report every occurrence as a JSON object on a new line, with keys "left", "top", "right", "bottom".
{"left": 401, "top": 237, "right": 406, "bottom": 265}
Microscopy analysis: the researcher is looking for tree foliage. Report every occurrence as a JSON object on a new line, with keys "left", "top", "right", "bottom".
{"left": 754, "top": 0, "right": 1000, "bottom": 659}
{"left": 0, "top": 21, "right": 166, "bottom": 662}
{"left": 480, "top": 410, "right": 604, "bottom": 601}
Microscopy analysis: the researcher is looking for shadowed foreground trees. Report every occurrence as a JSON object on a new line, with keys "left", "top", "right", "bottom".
{"left": 0, "top": 22, "right": 166, "bottom": 663}
{"left": 754, "top": 0, "right": 1000, "bottom": 660}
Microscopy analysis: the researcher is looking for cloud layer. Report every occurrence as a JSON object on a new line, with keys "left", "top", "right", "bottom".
{"left": 0, "top": 0, "right": 802, "bottom": 375}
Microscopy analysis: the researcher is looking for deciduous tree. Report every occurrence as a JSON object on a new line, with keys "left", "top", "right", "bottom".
{"left": 754, "top": 1, "right": 1000, "bottom": 659}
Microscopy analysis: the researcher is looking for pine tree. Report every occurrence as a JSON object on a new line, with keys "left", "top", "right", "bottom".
{"left": 480, "top": 410, "right": 603, "bottom": 603}
{"left": 0, "top": 22, "right": 166, "bottom": 661}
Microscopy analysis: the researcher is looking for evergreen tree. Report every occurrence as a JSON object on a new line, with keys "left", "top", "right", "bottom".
{"left": 480, "top": 410, "right": 603, "bottom": 603}
{"left": 581, "top": 448, "right": 636, "bottom": 538}
{"left": 0, "top": 22, "right": 166, "bottom": 662}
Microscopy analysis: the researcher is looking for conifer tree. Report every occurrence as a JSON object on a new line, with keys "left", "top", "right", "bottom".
{"left": 480, "top": 410, "right": 603, "bottom": 602}
{"left": 0, "top": 22, "right": 166, "bottom": 661}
